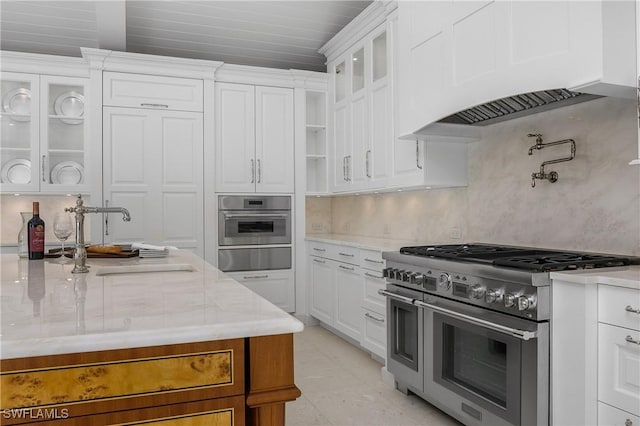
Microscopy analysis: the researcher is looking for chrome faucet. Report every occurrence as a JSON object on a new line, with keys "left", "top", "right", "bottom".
{"left": 65, "top": 195, "right": 131, "bottom": 274}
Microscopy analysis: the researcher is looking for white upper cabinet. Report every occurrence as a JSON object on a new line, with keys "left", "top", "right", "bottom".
{"left": 215, "top": 82, "right": 294, "bottom": 193}
{"left": 0, "top": 72, "right": 90, "bottom": 194}
{"left": 397, "top": 0, "right": 638, "bottom": 137}
{"left": 103, "top": 72, "right": 204, "bottom": 112}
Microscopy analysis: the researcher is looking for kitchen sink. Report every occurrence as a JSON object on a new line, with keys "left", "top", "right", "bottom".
{"left": 94, "top": 264, "right": 195, "bottom": 276}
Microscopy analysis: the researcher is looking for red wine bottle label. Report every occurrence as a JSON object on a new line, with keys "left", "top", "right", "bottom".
{"left": 29, "top": 225, "right": 45, "bottom": 252}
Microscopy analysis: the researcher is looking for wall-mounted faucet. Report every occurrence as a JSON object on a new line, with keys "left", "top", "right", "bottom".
{"left": 527, "top": 133, "right": 576, "bottom": 188}
{"left": 65, "top": 195, "right": 131, "bottom": 274}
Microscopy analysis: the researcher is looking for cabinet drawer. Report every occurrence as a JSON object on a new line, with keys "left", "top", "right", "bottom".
{"left": 598, "top": 323, "right": 640, "bottom": 416}
{"left": 331, "top": 245, "right": 359, "bottom": 265}
{"left": 361, "top": 308, "right": 386, "bottom": 359}
{"left": 598, "top": 401, "right": 640, "bottom": 426}
{"left": 360, "top": 249, "right": 385, "bottom": 272}
{"left": 599, "top": 285, "right": 640, "bottom": 331}
{"left": 104, "top": 72, "right": 203, "bottom": 111}
{"left": 308, "top": 241, "right": 331, "bottom": 258}
{"left": 362, "top": 269, "right": 386, "bottom": 315}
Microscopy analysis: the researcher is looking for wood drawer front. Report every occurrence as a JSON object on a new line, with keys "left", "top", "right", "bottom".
{"left": 104, "top": 72, "right": 204, "bottom": 111}
{"left": 360, "top": 249, "right": 385, "bottom": 273}
{"left": 362, "top": 269, "right": 386, "bottom": 315}
{"left": 599, "top": 285, "right": 640, "bottom": 331}
{"left": 598, "top": 401, "right": 640, "bottom": 426}
{"left": 361, "top": 308, "right": 386, "bottom": 359}
{"left": 598, "top": 323, "right": 640, "bottom": 416}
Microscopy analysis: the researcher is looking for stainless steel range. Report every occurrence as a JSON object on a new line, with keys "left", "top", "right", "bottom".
{"left": 380, "top": 244, "right": 637, "bottom": 426}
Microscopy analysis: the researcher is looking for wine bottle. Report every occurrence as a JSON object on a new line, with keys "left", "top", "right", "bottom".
{"left": 28, "top": 201, "right": 45, "bottom": 260}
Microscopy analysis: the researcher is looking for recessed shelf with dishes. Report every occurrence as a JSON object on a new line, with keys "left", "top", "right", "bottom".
{"left": 1, "top": 159, "right": 31, "bottom": 184}
{"left": 50, "top": 161, "right": 84, "bottom": 185}
{"left": 3, "top": 88, "right": 32, "bottom": 122}
{"left": 53, "top": 91, "right": 84, "bottom": 125}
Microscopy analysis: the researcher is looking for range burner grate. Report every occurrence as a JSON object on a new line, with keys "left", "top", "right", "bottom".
{"left": 493, "top": 253, "right": 631, "bottom": 272}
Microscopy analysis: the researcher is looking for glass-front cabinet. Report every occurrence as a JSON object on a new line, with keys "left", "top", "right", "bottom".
{"left": 0, "top": 72, "right": 89, "bottom": 193}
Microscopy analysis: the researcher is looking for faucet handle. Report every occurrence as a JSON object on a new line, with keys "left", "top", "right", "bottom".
{"left": 527, "top": 133, "right": 542, "bottom": 138}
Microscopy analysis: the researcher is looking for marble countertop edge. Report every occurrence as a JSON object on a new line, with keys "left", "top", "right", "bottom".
{"left": 550, "top": 266, "right": 640, "bottom": 290}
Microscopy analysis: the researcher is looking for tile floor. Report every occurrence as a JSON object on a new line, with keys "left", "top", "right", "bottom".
{"left": 286, "top": 325, "right": 462, "bottom": 426}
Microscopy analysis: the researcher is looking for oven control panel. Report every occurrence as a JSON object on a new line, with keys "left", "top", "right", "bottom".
{"left": 382, "top": 264, "right": 547, "bottom": 320}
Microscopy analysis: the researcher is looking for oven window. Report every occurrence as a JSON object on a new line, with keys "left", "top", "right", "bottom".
{"left": 238, "top": 221, "right": 274, "bottom": 234}
{"left": 390, "top": 300, "right": 419, "bottom": 371}
{"left": 442, "top": 324, "right": 507, "bottom": 407}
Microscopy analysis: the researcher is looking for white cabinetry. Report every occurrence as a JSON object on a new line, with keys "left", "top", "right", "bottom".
{"left": 552, "top": 278, "right": 640, "bottom": 426}
{"left": 102, "top": 71, "right": 204, "bottom": 255}
{"left": 307, "top": 240, "right": 386, "bottom": 359}
{"left": 305, "top": 91, "right": 328, "bottom": 194}
{"left": 215, "top": 82, "right": 294, "bottom": 193}
{"left": 1, "top": 72, "right": 91, "bottom": 194}
{"left": 227, "top": 270, "right": 294, "bottom": 313}
{"left": 397, "top": 1, "right": 638, "bottom": 137}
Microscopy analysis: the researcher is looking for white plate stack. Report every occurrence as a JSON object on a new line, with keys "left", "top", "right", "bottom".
{"left": 131, "top": 243, "right": 173, "bottom": 258}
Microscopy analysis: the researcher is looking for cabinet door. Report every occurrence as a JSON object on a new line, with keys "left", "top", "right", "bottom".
{"left": 255, "top": 86, "right": 294, "bottom": 193}
{"left": 350, "top": 90, "right": 369, "bottom": 189}
{"left": 332, "top": 101, "right": 350, "bottom": 191}
{"left": 334, "top": 263, "right": 363, "bottom": 342}
{"left": 104, "top": 108, "right": 203, "bottom": 254}
{"left": 362, "top": 308, "right": 386, "bottom": 359}
{"left": 370, "top": 30, "right": 393, "bottom": 188}
{"left": 362, "top": 269, "right": 386, "bottom": 315}
{"left": 309, "top": 256, "right": 334, "bottom": 325}
{"left": 40, "top": 75, "right": 90, "bottom": 193}
{"left": 0, "top": 72, "right": 39, "bottom": 193}
{"left": 215, "top": 82, "right": 256, "bottom": 193}
{"left": 229, "top": 270, "right": 295, "bottom": 313}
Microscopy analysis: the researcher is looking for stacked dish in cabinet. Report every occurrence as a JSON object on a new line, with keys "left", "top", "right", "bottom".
{"left": 305, "top": 91, "right": 328, "bottom": 194}
{"left": 0, "top": 72, "right": 89, "bottom": 193}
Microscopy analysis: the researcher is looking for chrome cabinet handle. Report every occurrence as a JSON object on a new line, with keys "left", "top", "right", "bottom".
{"left": 243, "top": 275, "right": 268, "bottom": 279}
{"left": 140, "top": 103, "right": 168, "bottom": 108}
{"left": 364, "top": 258, "right": 384, "bottom": 264}
{"left": 625, "top": 335, "right": 640, "bottom": 345}
{"left": 346, "top": 155, "right": 352, "bottom": 181}
{"left": 414, "top": 299, "right": 538, "bottom": 341}
{"left": 250, "top": 159, "right": 255, "bottom": 183}
{"left": 364, "top": 272, "right": 383, "bottom": 279}
{"left": 338, "top": 252, "right": 354, "bottom": 257}
{"left": 257, "top": 159, "right": 261, "bottom": 183}
{"left": 366, "top": 150, "right": 371, "bottom": 178}
{"left": 343, "top": 156, "right": 347, "bottom": 181}
{"left": 625, "top": 305, "right": 640, "bottom": 314}
{"left": 41, "top": 155, "right": 46, "bottom": 182}
{"left": 338, "top": 264, "right": 354, "bottom": 271}
{"left": 313, "top": 258, "right": 326, "bottom": 264}
{"left": 416, "top": 140, "right": 423, "bottom": 170}
{"left": 312, "top": 247, "right": 326, "bottom": 252}
{"left": 104, "top": 199, "right": 109, "bottom": 236}
{"left": 365, "top": 312, "right": 384, "bottom": 323}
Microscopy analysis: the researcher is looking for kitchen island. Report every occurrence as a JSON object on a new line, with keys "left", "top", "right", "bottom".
{"left": 0, "top": 251, "right": 303, "bottom": 425}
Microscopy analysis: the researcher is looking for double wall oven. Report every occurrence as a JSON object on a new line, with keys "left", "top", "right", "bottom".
{"left": 381, "top": 244, "right": 636, "bottom": 426}
{"left": 217, "top": 195, "right": 291, "bottom": 272}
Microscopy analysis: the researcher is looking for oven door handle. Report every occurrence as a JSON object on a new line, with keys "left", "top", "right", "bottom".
{"left": 414, "top": 300, "right": 538, "bottom": 341}
{"left": 378, "top": 289, "right": 415, "bottom": 305}
{"left": 222, "top": 213, "right": 289, "bottom": 219}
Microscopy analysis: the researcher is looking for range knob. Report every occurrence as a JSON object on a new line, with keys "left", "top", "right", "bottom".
{"left": 485, "top": 289, "right": 502, "bottom": 304}
{"left": 382, "top": 267, "right": 393, "bottom": 278}
{"left": 438, "top": 273, "right": 452, "bottom": 291}
{"left": 410, "top": 273, "right": 425, "bottom": 285}
{"left": 401, "top": 271, "right": 412, "bottom": 282}
{"left": 518, "top": 295, "right": 536, "bottom": 311}
{"left": 503, "top": 293, "right": 517, "bottom": 308}
{"left": 468, "top": 284, "right": 485, "bottom": 299}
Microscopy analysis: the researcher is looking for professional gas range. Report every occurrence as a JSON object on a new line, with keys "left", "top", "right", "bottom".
{"left": 379, "top": 243, "right": 637, "bottom": 426}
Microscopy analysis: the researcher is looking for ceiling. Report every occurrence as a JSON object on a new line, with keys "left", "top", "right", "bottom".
{"left": 0, "top": 1, "right": 372, "bottom": 72}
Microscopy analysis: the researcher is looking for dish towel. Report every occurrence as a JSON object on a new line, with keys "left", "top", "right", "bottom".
{"left": 131, "top": 243, "right": 177, "bottom": 258}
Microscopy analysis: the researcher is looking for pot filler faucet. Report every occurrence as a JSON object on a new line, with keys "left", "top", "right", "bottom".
{"left": 527, "top": 133, "right": 576, "bottom": 188}
{"left": 65, "top": 195, "right": 131, "bottom": 274}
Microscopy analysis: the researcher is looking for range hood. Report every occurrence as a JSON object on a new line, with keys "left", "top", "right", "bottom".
{"left": 408, "top": 89, "right": 602, "bottom": 141}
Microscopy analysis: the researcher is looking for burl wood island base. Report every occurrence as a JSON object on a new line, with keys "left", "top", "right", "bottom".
{"left": 1, "top": 252, "right": 303, "bottom": 425}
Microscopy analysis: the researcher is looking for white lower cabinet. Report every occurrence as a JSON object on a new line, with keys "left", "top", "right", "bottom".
{"left": 598, "top": 402, "right": 640, "bottom": 426}
{"left": 307, "top": 241, "right": 387, "bottom": 360}
{"left": 227, "top": 269, "right": 294, "bottom": 313}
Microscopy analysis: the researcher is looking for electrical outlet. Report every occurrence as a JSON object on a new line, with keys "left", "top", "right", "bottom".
{"left": 383, "top": 225, "right": 390, "bottom": 235}
{"left": 311, "top": 223, "right": 323, "bottom": 231}
{"left": 343, "top": 222, "right": 351, "bottom": 232}
{"left": 450, "top": 228, "right": 461, "bottom": 239}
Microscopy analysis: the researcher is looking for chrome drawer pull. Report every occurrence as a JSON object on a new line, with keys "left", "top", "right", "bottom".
{"left": 364, "top": 272, "right": 383, "bottom": 279}
{"left": 140, "top": 103, "right": 169, "bottom": 108}
{"left": 313, "top": 247, "right": 326, "bottom": 252}
{"left": 625, "top": 335, "right": 640, "bottom": 345}
{"left": 364, "top": 258, "right": 384, "bottom": 264}
{"left": 243, "top": 275, "right": 268, "bottom": 279}
{"left": 625, "top": 305, "right": 640, "bottom": 314}
{"left": 365, "top": 312, "right": 384, "bottom": 323}
{"left": 338, "top": 252, "right": 354, "bottom": 257}
{"left": 313, "top": 258, "right": 326, "bottom": 264}
{"left": 338, "top": 265, "right": 354, "bottom": 271}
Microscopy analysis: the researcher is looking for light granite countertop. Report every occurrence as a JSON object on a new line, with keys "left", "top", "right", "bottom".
{"left": 0, "top": 251, "right": 303, "bottom": 360}
{"left": 550, "top": 266, "right": 640, "bottom": 290}
{"left": 304, "top": 233, "right": 419, "bottom": 252}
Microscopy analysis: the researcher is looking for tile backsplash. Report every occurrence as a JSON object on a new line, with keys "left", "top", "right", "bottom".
{"left": 308, "top": 97, "right": 640, "bottom": 256}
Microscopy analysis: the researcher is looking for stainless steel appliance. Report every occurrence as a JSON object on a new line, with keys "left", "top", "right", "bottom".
{"left": 218, "top": 195, "right": 291, "bottom": 246}
{"left": 380, "top": 244, "right": 638, "bottom": 426}
{"left": 217, "top": 195, "right": 292, "bottom": 273}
